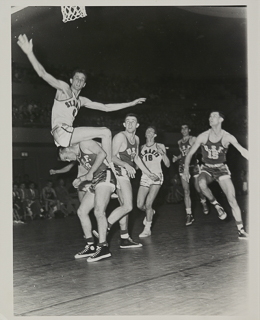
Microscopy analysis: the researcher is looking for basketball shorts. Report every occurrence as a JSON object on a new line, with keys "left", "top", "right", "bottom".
{"left": 79, "top": 169, "right": 117, "bottom": 194}
{"left": 140, "top": 172, "right": 163, "bottom": 188}
{"left": 51, "top": 124, "right": 74, "bottom": 147}
{"left": 179, "top": 163, "right": 200, "bottom": 178}
{"left": 200, "top": 163, "right": 231, "bottom": 181}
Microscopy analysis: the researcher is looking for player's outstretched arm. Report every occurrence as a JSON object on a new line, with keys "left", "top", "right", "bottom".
{"left": 50, "top": 162, "right": 76, "bottom": 175}
{"left": 17, "top": 34, "right": 69, "bottom": 91}
{"left": 228, "top": 134, "right": 249, "bottom": 160}
{"left": 80, "top": 97, "right": 146, "bottom": 112}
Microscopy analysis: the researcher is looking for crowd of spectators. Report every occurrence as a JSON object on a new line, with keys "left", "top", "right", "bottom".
{"left": 13, "top": 174, "right": 78, "bottom": 223}
{"left": 12, "top": 62, "right": 247, "bottom": 134}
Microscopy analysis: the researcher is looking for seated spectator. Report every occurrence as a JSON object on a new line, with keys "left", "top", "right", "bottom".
{"left": 41, "top": 181, "right": 59, "bottom": 218}
{"left": 25, "top": 182, "right": 43, "bottom": 219}
{"left": 55, "top": 178, "right": 77, "bottom": 217}
{"left": 18, "top": 182, "right": 31, "bottom": 221}
{"left": 13, "top": 183, "right": 24, "bottom": 224}
{"left": 166, "top": 174, "right": 184, "bottom": 204}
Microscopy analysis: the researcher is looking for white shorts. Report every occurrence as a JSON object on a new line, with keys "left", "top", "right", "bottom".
{"left": 51, "top": 124, "right": 74, "bottom": 147}
{"left": 140, "top": 172, "right": 163, "bottom": 188}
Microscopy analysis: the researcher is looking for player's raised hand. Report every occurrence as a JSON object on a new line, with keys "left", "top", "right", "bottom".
{"left": 132, "top": 98, "right": 146, "bottom": 105}
{"left": 17, "top": 34, "right": 33, "bottom": 55}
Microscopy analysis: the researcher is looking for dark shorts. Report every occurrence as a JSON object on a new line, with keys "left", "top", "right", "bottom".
{"left": 199, "top": 163, "right": 231, "bottom": 181}
{"left": 78, "top": 168, "right": 116, "bottom": 194}
{"left": 179, "top": 163, "right": 200, "bottom": 177}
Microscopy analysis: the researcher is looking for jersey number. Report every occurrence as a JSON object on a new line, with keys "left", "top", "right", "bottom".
{"left": 144, "top": 155, "right": 153, "bottom": 162}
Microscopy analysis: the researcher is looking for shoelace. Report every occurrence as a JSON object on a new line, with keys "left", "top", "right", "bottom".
{"left": 79, "top": 245, "right": 91, "bottom": 254}
{"left": 91, "top": 246, "right": 102, "bottom": 257}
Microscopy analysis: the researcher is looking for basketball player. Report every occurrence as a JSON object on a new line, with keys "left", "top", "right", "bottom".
{"left": 183, "top": 111, "right": 248, "bottom": 239}
{"left": 17, "top": 34, "right": 146, "bottom": 162}
{"left": 172, "top": 124, "right": 209, "bottom": 226}
{"left": 102, "top": 114, "right": 159, "bottom": 247}
{"left": 137, "top": 126, "right": 170, "bottom": 237}
{"left": 59, "top": 139, "right": 117, "bottom": 262}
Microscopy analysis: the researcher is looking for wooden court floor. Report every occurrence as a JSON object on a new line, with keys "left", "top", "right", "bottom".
{"left": 12, "top": 194, "right": 249, "bottom": 317}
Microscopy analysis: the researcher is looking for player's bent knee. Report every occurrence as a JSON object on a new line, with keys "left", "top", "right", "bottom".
{"left": 77, "top": 207, "right": 85, "bottom": 218}
{"left": 123, "top": 204, "right": 133, "bottom": 214}
{"left": 101, "top": 127, "right": 112, "bottom": 138}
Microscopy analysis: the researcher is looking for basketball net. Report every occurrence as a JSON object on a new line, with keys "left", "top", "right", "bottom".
{"left": 61, "top": 6, "right": 87, "bottom": 23}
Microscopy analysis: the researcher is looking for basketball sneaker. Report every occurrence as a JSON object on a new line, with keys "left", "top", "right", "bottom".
{"left": 87, "top": 245, "right": 111, "bottom": 262}
{"left": 238, "top": 228, "right": 249, "bottom": 240}
{"left": 201, "top": 201, "right": 209, "bottom": 215}
{"left": 185, "top": 214, "right": 194, "bottom": 226}
{"left": 74, "top": 244, "right": 96, "bottom": 259}
{"left": 120, "top": 237, "right": 143, "bottom": 248}
{"left": 139, "top": 228, "right": 151, "bottom": 238}
{"left": 215, "top": 204, "right": 227, "bottom": 220}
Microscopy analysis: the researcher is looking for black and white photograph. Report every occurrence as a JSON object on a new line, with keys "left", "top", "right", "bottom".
{"left": 0, "top": 1, "right": 259, "bottom": 319}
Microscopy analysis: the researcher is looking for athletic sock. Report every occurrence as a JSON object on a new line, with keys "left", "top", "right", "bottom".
{"left": 120, "top": 230, "right": 129, "bottom": 239}
{"left": 85, "top": 237, "right": 94, "bottom": 244}
{"left": 186, "top": 208, "right": 192, "bottom": 215}
{"left": 98, "top": 241, "right": 108, "bottom": 247}
{"left": 145, "top": 221, "right": 152, "bottom": 229}
{"left": 211, "top": 200, "right": 219, "bottom": 206}
{"left": 236, "top": 222, "right": 244, "bottom": 231}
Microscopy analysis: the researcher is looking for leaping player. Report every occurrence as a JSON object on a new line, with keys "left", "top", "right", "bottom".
{"left": 17, "top": 34, "right": 146, "bottom": 163}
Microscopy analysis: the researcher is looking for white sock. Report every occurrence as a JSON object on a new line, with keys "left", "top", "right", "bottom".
{"left": 121, "top": 233, "right": 129, "bottom": 239}
{"left": 186, "top": 208, "right": 192, "bottom": 214}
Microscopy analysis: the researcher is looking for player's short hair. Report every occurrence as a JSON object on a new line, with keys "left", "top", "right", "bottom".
{"left": 210, "top": 110, "right": 225, "bottom": 120}
{"left": 71, "top": 69, "right": 87, "bottom": 81}
{"left": 146, "top": 125, "right": 157, "bottom": 135}
{"left": 181, "top": 123, "right": 191, "bottom": 130}
{"left": 124, "top": 113, "right": 138, "bottom": 122}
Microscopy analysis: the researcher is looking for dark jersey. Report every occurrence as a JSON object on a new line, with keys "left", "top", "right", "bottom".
{"left": 116, "top": 132, "right": 138, "bottom": 168}
{"left": 77, "top": 147, "right": 107, "bottom": 176}
{"left": 201, "top": 130, "right": 228, "bottom": 165}
{"left": 178, "top": 137, "right": 197, "bottom": 166}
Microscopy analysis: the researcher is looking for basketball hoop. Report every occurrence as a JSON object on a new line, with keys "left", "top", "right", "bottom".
{"left": 61, "top": 6, "right": 87, "bottom": 23}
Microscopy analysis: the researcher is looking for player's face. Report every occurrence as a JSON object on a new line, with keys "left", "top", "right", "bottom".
{"left": 71, "top": 73, "right": 86, "bottom": 90}
{"left": 124, "top": 117, "right": 139, "bottom": 133}
{"left": 145, "top": 127, "right": 156, "bottom": 139}
{"left": 60, "top": 149, "right": 77, "bottom": 162}
{"left": 181, "top": 125, "right": 189, "bottom": 136}
{"left": 209, "top": 112, "right": 221, "bottom": 126}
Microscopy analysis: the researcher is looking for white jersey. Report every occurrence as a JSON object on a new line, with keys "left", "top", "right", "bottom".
{"left": 51, "top": 92, "right": 81, "bottom": 129}
{"left": 140, "top": 143, "right": 163, "bottom": 175}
